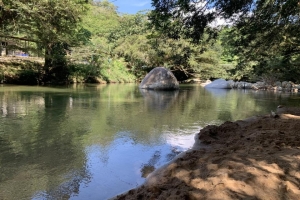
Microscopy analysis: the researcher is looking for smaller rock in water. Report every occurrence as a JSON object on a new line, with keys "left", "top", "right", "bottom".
{"left": 204, "top": 79, "right": 231, "bottom": 89}
{"left": 139, "top": 67, "right": 179, "bottom": 90}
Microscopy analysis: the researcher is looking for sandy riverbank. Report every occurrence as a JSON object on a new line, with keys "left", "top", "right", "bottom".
{"left": 112, "top": 106, "right": 300, "bottom": 200}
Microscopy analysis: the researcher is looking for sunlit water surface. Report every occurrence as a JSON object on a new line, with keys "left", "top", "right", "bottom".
{"left": 0, "top": 84, "right": 300, "bottom": 199}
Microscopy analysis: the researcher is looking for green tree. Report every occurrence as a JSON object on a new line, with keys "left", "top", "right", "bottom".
{"left": 69, "top": 1, "right": 137, "bottom": 83}
{"left": 146, "top": 32, "right": 224, "bottom": 80}
{"left": 150, "top": 0, "right": 300, "bottom": 82}
{"left": 149, "top": 0, "right": 253, "bottom": 42}
{"left": 110, "top": 11, "right": 226, "bottom": 81}
{"left": 1, "top": 0, "right": 90, "bottom": 83}
{"left": 229, "top": 0, "right": 300, "bottom": 82}
{"left": 108, "top": 12, "right": 151, "bottom": 79}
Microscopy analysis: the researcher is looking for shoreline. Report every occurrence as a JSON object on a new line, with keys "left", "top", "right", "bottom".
{"left": 111, "top": 109, "right": 300, "bottom": 200}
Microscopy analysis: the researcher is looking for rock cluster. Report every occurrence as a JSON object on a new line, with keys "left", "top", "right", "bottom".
{"left": 205, "top": 79, "right": 300, "bottom": 92}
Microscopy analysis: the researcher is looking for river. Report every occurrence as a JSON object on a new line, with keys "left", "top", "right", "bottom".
{"left": 0, "top": 84, "right": 299, "bottom": 199}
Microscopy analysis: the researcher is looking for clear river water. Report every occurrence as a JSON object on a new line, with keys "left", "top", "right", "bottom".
{"left": 0, "top": 83, "right": 300, "bottom": 200}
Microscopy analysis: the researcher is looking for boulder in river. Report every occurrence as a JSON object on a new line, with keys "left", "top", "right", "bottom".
{"left": 204, "top": 79, "right": 231, "bottom": 89}
{"left": 139, "top": 67, "right": 179, "bottom": 90}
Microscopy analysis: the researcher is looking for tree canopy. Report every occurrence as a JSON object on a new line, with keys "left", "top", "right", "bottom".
{"left": 150, "top": 0, "right": 300, "bottom": 81}
{"left": 149, "top": 0, "right": 254, "bottom": 42}
{"left": 1, "top": 0, "right": 300, "bottom": 84}
{"left": 1, "top": 0, "right": 90, "bottom": 83}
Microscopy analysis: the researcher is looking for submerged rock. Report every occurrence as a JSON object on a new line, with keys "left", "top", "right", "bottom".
{"left": 139, "top": 67, "right": 179, "bottom": 90}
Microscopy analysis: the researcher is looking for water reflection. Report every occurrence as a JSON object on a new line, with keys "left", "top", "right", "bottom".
{"left": 0, "top": 84, "right": 300, "bottom": 199}
{"left": 0, "top": 86, "right": 91, "bottom": 200}
{"left": 218, "top": 110, "right": 233, "bottom": 121}
{"left": 139, "top": 89, "right": 179, "bottom": 110}
{"left": 140, "top": 150, "right": 161, "bottom": 178}
{"left": 33, "top": 167, "right": 91, "bottom": 200}
{"left": 204, "top": 87, "right": 230, "bottom": 97}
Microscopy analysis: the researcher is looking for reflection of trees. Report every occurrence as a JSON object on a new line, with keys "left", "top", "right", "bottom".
{"left": 103, "top": 85, "right": 282, "bottom": 145}
{"left": 0, "top": 88, "right": 92, "bottom": 200}
{"left": 218, "top": 111, "right": 233, "bottom": 121}
{"left": 38, "top": 167, "right": 91, "bottom": 199}
{"left": 0, "top": 134, "right": 18, "bottom": 166}
{"left": 140, "top": 89, "right": 179, "bottom": 111}
{"left": 0, "top": 84, "right": 298, "bottom": 199}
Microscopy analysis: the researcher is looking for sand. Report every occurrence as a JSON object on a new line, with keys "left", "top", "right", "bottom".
{"left": 112, "top": 106, "right": 300, "bottom": 200}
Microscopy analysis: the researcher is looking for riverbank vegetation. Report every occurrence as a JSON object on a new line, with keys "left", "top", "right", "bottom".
{"left": 0, "top": 0, "right": 299, "bottom": 85}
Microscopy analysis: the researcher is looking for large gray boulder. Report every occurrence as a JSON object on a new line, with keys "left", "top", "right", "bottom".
{"left": 139, "top": 67, "right": 179, "bottom": 90}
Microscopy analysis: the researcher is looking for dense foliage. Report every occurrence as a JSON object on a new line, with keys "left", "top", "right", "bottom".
{"left": 150, "top": 0, "right": 300, "bottom": 82}
{"left": 226, "top": 0, "right": 300, "bottom": 82}
{"left": 1, "top": 0, "right": 299, "bottom": 84}
{"left": 1, "top": 0, "right": 90, "bottom": 83}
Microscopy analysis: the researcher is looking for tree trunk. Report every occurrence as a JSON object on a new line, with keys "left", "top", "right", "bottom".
{"left": 43, "top": 44, "right": 53, "bottom": 83}
{"left": 43, "top": 42, "right": 69, "bottom": 84}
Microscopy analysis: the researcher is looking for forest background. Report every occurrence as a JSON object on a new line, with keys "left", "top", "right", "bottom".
{"left": 0, "top": 0, "right": 299, "bottom": 85}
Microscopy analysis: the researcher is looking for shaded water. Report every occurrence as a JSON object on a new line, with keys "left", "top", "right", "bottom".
{"left": 0, "top": 84, "right": 300, "bottom": 199}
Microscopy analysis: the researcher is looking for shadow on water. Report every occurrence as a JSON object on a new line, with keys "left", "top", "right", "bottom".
{"left": 140, "top": 150, "right": 162, "bottom": 178}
